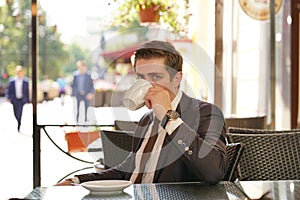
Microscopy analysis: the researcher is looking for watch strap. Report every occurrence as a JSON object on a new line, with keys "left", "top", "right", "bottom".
{"left": 161, "top": 110, "right": 180, "bottom": 129}
{"left": 161, "top": 114, "right": 170, "bottom": 129}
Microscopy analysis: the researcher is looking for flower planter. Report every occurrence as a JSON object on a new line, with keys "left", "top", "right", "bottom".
{"left": 139, "top": 4, "right": 160, "bottom": 23}
{"left": 65, "top": 130, "right": 100, "bottom": 153}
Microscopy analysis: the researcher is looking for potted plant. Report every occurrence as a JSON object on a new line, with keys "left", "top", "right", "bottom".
{"left": 65, "top": 129, "right": 100, "bottom": 153}
{"left": 112, "top": 0, "right": 189, "bottom": 34}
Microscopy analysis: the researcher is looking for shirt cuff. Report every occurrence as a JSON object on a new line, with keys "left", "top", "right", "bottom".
{"left": 71, "top": 176, "right": 80, "bottom": 184}
{"left": 165, "top": 118, "right": 183, "bottom": 135}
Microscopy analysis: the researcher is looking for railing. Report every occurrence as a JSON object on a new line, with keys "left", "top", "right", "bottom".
{"left": 38, "top": 124, "right": 112, "bottom": 183}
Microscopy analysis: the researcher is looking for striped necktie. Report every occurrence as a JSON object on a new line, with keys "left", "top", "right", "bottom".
{"left": 134, "top": 118, "right": 159, "bottom": 183}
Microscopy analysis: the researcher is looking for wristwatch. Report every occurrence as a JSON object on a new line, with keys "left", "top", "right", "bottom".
{"left": 161, "top": 110, "right": 180, "bottom": 129}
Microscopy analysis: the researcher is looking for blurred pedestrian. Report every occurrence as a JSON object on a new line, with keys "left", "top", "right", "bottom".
{"left": 71, "top": 60, "right": 94, "bottom": 123}
{"left": 57, "top": 74, "right": 67, "bottom": 97}
{"left": 57, "top": 74, "right": 67, "bottom": 105}
{"left": 41, "top": 75, "right": 50, "bottom": 101}
{"left": 6, "top": 65, "right": 30, "bottom": 132}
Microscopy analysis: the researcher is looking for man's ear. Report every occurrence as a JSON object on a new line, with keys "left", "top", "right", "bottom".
{"left": 173, "top": 71, "right": 183, "bottom": 86}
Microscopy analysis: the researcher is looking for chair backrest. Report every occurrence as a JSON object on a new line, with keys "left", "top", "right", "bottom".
{"left": 227, "top": 131, "right": 300, "bottom": 180}
{"left": 225, "top": 116, "right": 266, "bottom": 130}
{"left": 223, "top": 143, "right": 244, "bottom": 182}
{"left": 228, "top": 127, "right": 300, "bottom": 134}
{"left": 100, "top": 130, "right": 134, "bottom": 169}
{"left": 114, "top": 120, "right": 138, "bottom": 132}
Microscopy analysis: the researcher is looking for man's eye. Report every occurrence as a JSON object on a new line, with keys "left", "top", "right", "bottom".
{"left": 136, "top": 74, "right": 144, "bottom": 79}
{"left": 149, "top": 74, "right": 161, "bottom": 81}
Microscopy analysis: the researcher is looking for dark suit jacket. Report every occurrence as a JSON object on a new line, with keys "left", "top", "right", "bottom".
{"left": 77, "top": 92, "right": 227, "bottom": 184}
{"left": 6, "top": 77, "right": 30, "bottom": 104}
{"left": 71, "top": 72, "right": 94, "bottom": 98}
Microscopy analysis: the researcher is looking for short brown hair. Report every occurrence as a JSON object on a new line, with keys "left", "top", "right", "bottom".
{"left": 133, "top": 40, "right": 183, "bottom": 78}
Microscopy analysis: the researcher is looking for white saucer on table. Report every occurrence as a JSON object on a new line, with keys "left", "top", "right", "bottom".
{"left": 80, "top": 180, "right": 132, "bottom": 195}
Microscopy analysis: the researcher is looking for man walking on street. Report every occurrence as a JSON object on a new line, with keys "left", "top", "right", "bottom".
{"left": 71, "top": 60, "right": 94, "bottom": 123}
{"left": 6, "top": 65, "right": 30, "bottom": 132}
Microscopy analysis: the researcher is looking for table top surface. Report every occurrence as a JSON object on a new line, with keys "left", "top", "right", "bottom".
{"left": 25, "top": 180, "right": 300, "bottom": 200}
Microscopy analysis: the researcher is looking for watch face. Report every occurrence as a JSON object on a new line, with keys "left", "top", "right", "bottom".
{"left": 167, "top": 110, "right": 180, "bottom": 120}
{"left": 239, "top": 0, "right": 282, "bottom": 20}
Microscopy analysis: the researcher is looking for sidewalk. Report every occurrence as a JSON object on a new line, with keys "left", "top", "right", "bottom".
{"left": 0, "top": 96, "right": 147, "bottom": 200}
{"left": 0, "top": 97, "right": 96, "bottom": 200}
{"left": 0, "top": 97, "right": 33, "bottom": 200}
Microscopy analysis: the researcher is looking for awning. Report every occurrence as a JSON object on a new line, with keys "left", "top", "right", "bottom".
{"left": 101, "top": 43, "right": 142, "bottom": 61}
{"left": 100, "top": 40, "right": 193, "bottom": 62}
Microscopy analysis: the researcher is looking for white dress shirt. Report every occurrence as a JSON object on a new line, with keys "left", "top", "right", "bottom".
{"left": 15, "top": 77, "right": 23, "bottom": 99}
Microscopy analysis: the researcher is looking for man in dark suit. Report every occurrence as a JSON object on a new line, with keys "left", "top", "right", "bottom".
{"left": 57, "top": 40, "right": 227, "bottom": 185}
{"left": 71, "top": 60, "right": 94, "bottom": 123}
{"left": 6, "top": 65, "right": 30, "bottom": 132}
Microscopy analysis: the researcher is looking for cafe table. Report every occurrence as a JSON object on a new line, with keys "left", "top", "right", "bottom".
{"left": 23, "top": 180, "right": 299, "bottom": 200}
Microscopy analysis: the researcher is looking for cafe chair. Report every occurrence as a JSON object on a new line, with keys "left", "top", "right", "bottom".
{"left": 227, "top": 127, "right": 300, "bottom": 155}
{"left": 228, "top": 127, "right": 300, "bottom": 134}
{"left": 114, "top": 120, "right": 138, "bottom": 131}
{"left": 227, "top": 131, "right": 300, "bottom": 180}
{"left": 225, "top": 115, "right": 266, "bottom": 131}
{"left": 100, "top": 129, "right": 134, "bottom": 169}
{"left": 223, "top": 143, "right": 244, "bottom": 182}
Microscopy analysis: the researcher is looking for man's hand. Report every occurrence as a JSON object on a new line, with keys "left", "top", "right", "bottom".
{"left": 86, "top": 93, "right": 93, "bottom": 101}
{"left": 144, "top": 84, "right": 174, "bottom": 121}
{"left": 54, "top": 179, "right": 74, "bottom": 186}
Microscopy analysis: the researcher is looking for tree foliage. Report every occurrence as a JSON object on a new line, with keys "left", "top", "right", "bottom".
{"left": 0, "top": 1, "right": 71, "bottom": 80}
{"left": 62, "top": 43, "right": 90, "bottom": 75}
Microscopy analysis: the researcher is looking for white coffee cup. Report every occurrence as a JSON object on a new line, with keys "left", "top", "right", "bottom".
{"left": 123, "top": 79, "right": 152, "bottom": 110}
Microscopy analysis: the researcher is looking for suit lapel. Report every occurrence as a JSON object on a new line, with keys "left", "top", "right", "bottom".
{"left": 179, "top": 93, "right": 201, "bottom": 129}
{"left": 22, "top": 80, "right": 25, "bottom": 96}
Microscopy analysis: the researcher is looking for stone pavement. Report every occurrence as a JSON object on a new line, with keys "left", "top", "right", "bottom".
{"left": 0, "top": 96, "right": 147, "bottom": 200}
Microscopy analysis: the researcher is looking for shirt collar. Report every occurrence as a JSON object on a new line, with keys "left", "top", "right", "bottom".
{"left": 15, "top": 76, "right": 23, "bottom": 81}
{"left": 171, "top": 90, "right": 182, "bottom": 110}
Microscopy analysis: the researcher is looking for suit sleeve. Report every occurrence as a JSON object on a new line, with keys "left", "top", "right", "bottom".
{"left": 71, "top": 76, "right": 76, "bottom": 96}
{"left": 75, "top": 152, "right": 135, "bottom": 183}
{"left": 87, "top": 75, "right": 94, "bottom": 94}
{"left": 165, "top": 102, "right": 227, "bottom": 184}
{"left": 24, "top": 80, "right": 30, "bottom": 103}
{"left": 6, "top": 81, "right": 12, "bottom": 100}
